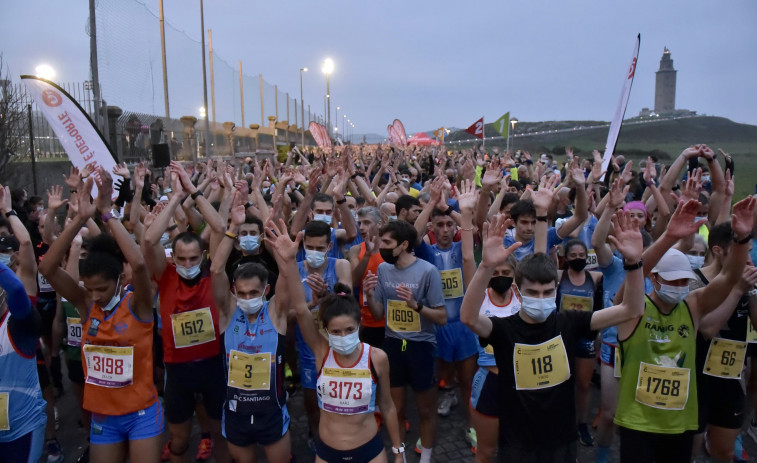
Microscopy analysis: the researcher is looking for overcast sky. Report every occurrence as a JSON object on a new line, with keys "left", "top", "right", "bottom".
{"left": 2, "top": 0, "right": 756, "bottom": 135}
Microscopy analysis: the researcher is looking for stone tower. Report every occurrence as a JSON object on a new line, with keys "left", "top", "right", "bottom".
{"left": 654, "top": 47, "right": 676, "bottom": 114}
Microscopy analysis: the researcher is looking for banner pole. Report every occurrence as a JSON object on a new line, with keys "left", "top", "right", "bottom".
{"left": 27, "top": 104, "right": 38, "bottom": 195}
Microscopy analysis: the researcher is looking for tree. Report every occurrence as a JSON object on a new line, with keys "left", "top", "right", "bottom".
{"left": 0, "top": 54, "right": 26, "bottom": 183}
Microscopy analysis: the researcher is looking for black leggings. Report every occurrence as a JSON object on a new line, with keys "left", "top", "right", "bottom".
{"left": 619, "top": 427, "right": 694, "bottom": 463}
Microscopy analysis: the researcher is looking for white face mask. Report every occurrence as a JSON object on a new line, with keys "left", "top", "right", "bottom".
{"left": 314, "top": 214, "right": 332, "bottom": 224}
{"left": 239, "top": 235, "right": 259, "bottom": 253}
{"left": 388, "top": 215, "right": 397, "bottom": 222}
{"left": 687, "top": 255, "right": 704, "bottom": 270}
{"left": 176, "top": 263, "right": 202, "bottom": 280}
{"left": 237, "top": 296, "right": 265, "bottom": 315}
{"left": 160, "top": 232, "right": 171, "bottom": 246}
{"left": 656, "top": 282, "right": 690, "bottom": 305}
{"left": 328, "top": 330, "right": 361, "bottom": 355}
{"left": 305, "top": 249, "right": 326, "bottom": 268}
{"left": 521, "top": 295, "right": 556, "bottom": 322}
{"left": 0, "top": 253, "right": 11, "bottom": 266}
{"left": 102, "top": 277, "right": 122, "bottom": 312}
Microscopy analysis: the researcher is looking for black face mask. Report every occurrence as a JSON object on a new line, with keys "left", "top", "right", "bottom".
{"left": 447, "top": 176, "right": 455, "bottom": 183}
{"left": 567, "top": 258, "right": 587, "bottom": 272}
{"left": 380, "top": 247, "right": 400, "bottom": 265}
{"left": 488, "top": 276, "right": 513, "bottom": 295}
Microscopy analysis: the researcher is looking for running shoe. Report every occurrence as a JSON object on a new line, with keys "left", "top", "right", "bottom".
{"left": 196, "top": 437, "right": 213, "bottom": 461}
{"left": 577, "top": 423, "right": 594, "bottom": 446}
{"left": 466, "top": 427, "right": 478, "bottom": 454}
{"left": 414, "top": 438, "right": 422, "bottom": 455}
{"left": 76, "top": 446, "right": 90, "bottom": 463}
{"left": 161, "top": 441, "right": 171, "bottom": 461}
{"left": 734, "top": 434, "right": 750, "bottom": 463}
{"left": 437, "top": 389, "right": 458, "bottom": 417}
{"left": 46, "top": 438, "right": 64, "bottom": 463}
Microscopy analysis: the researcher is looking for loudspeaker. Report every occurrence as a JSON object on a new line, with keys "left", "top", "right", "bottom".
{"left": 152, "top": 144, "right": 170, "bottom": 168}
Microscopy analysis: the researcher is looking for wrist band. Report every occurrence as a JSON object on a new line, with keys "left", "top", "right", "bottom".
{"left": 735, "top": 234, "right": 753, "bottom": 245}
{"left": 224, "top": 231, "right": 238, "bottom": 240}
{"left": 101, "top": 211, "right": 114, "bottom": 223}
{"left": 536, "top": 216, "right": 548, "bottom": 222}
{"left": 190, "top": 190, "right": 204, "bottom": 200}
{"left": 443, "top": 206, "right": 454, "bottom": 216}
{"left": 5, "top": 210, "right": 17, "bottom": 218}
{"left": 336, "top": 198, "right": 347, "bottom": 205}
{"left": 245, "top": 202, "right": 254, "bottom": 209}
{"left": 623, "top": 260, "right": 643, "bottom": 271}
{"left": 167, "top": 224, "right": 178, "bottom": 232}
{"left": 350, "top": 173, "right": 362, "bottom": 180}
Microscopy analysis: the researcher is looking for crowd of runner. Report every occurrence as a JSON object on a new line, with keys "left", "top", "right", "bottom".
{"left": 0, "top": 142, "right": 756, "bottom": 463}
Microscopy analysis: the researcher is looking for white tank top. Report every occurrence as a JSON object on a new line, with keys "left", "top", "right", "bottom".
{"left": 478, "top": 287, "right": 521, "bottom": 367}
{"left": 316, "top": 343, "right": 377, "bottom": 415}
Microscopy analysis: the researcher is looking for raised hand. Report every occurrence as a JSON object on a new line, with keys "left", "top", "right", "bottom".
{"left": 306, "top": 167, "right": 322, "bottom": 195}
{"left": 46, "top": 185, "right": 68, "bottom": 211}
{"left": 731, "top": 196, "right": 757, "bottom": 240}
{"left": 457, "top": 179, "right": 478, "bottom": 214}
{"left": 112, "top": 162, "right": 130, "bottom": 179}
{"left": 724, "top": 169, "right": 734, "bottom": 197}
{"left": 263, "top": 218, "right": 301, "bottom": 263}
{"left": 643, "top": 157, "right": 657, "bottom": 183}
{"left": 681, "top": 145, "right": 700, "bottom": 160}
{"left": 531, "top": 174, "right": 559, "bottom": 215}
{"left": 170, "top": 160, "right": 194, "bottom": 191}
{"left": 134, "top": 162, "right": 147, "bottom": 190}
{"left": 665, "top": 199, "right": 705, "bottom": 240}
{"left": 607, "top": 178, "right": 630, "bottom": 209}
{"left": 620, "top": 160, "right": 634, "bottom": 185}
{"left": 482, "top": 160, "right": 503, "bottom": 191}
{"left": 364, "top": 234, "right": 380, "bottom": 255}
{"left": 0, "top": 185, "right": 12, "bottom": 213}
{"left": 679, "top": 168, "right": 703, "bottom": 203}
{"left": 306, "top": 274, "right": 327, "bottom": 298}
{"left": 230, "top": 192, "right": 246, "bottom": 226}
{"left": 698, "top": 145, "right": 715, "bottom": 161}
{"left": 63, "top": 166, "right": 83, "bottom": 190}
{"left": 94, "top": 167, "right": 114, "bottom": 214}
{"left": 363, "top": 271, "right": 378, "bottom": 296}
{"left": 75, "top": 178, "right": 97, "bottom": 221}
{"left": 567, "top": 157, "right": 586, "bottom": 187}
{"left": 738, "top": 265, "right": 757, "bottom": 293}
{"left": 480, "top": 214, "right": 521, "bottom": 268}
{"left": 607, "top": 211, "right": 642, "bottom": 262}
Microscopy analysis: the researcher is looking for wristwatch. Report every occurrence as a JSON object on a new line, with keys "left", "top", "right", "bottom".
{"left": 392, "top": 443, "right": 406, "bottom": 454}
{"left": 413, "top": 302, "right": 423, "bottom": 313}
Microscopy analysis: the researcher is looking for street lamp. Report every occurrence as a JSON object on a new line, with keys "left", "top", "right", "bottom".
{"left": 35, "top": 64, "right": 56, "bottom": 80}
{"left": 507, "top": 118, "right": 518, "bottom": 152}
{"left": 322, "top": 58, "right": 334, "bottom": 140}
{"left": 343, "top": 114, "right": 346, "bottom": 137}
{"left": 335, "top": 106, "right": 340, "bottom": 137}
{"left": 299, "top": 67, "right": 307, "bottom": 148}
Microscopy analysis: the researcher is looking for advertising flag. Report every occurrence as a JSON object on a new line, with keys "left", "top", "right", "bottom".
{"left": 309, "top": 121, "right": 329, "bottom": 149}
{"left": 492, "top": 112, "right": 510, "bottom": 138}
{"left": 392, "top": 119, "right": 408, "bottom": 146}
{"left": 601, "top": 34, "right": 641, "bottom": 180}
{"left": 21, "top": 75, "right": 120, "bottom": 198}
{"left": 465, "top": 117, "right": 484, "bottom": 139}
{"left": 433, "top": 127, "right": 444, "bottom": 139}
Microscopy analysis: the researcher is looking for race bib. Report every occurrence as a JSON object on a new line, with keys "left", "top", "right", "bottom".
{"left": 171, "top": 307, "right": 215, "bottom": 348}
{"left": 319, "top": 368, "right": 373, "bottom": 414}
{"left": 585, "top": 250, "right": 598, "bottom": 270}
{"left": 747, "top": 322, "right": 757, "bottom": 343}
{"left": 560, "top": 294, "right": 593, "bottom": 312}
{"left": 441, "top": 269, "right": 463, "bottom": 299}
{"left": 386, "top": 300, "right": 420, "bottom": 333}
{"left": 227, "top": 350, "right": 271, "bottom": 391}
{"left": 37, "top": 272, "right": 53, "bottom": 293}
{"left": 66, "top": 317, "right": 82, "bottom": 347}
{"left": 703, "top": 337, "right": 747, "bottom": 379}
{"left": 0, "top": 393, "right": 8, "bottom": 431}
{"left": 635, "top": 362, "right": 690, "bottom": 410}
{"left": 83, "top": 345, "right": 134, "bottom": 388}
{"left": 513, "top": 335, "right": 570, "bottom": 390}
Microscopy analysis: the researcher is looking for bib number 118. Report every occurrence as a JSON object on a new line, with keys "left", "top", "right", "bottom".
{"left": 532, "top": 355, "right": 553, "bottom": 375}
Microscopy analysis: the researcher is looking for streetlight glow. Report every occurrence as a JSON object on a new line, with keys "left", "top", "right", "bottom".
{"left": 322, "top": 58, "right": 334, "bottom": 75}
{"left": 199, "top": 106, "right": 207, "bottom": 118}
{"left": 35, "top": 64, "right": 56, "bottom": 80}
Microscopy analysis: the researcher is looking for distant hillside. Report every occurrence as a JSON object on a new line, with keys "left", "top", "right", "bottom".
{"left": 446, "top": 116, "right": 757, "bottom": 159}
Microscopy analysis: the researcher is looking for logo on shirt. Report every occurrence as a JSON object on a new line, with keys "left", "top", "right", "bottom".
{"left": 677, "top": 325, "right": 690, "bottom": 338}
{"left": 114, "top": 322, "right": 127, "bottom": 334}
{"left": 88, "top": 318, "right": 101, "bottom": 337}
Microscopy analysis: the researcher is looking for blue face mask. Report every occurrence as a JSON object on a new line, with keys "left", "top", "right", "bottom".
{"left": 305, "top": 249, "right": 326, "bottom": 268}
{"left": 521, "top": 295, "right": 556, "bottom": 322}
{"left": 239, "top": 235, "right": 260, "bottom": 253}
{"left": 0, "top": 253, "right": 11, "bottom": 266}
{"left": 388, "top": 215, "right": 397, "bottom": 222}
{"left": 314, "top": 214, "right": 332, "bottom": 224}
{"left": 176, "top": 263, "right": 202, "bottom": 280}
{"left": 328, "top": 330, "right": 361, "bottom": 355}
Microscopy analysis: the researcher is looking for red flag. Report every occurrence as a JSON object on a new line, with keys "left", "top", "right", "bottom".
{"left": 393, "top": 119, "right": 408, "bottom": 146}
{"left": 465, "top": 117, "right": 484, "bottom": 139}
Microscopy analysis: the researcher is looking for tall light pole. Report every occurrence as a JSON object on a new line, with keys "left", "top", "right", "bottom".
{"left": 199, "top": 0, "right": 211, "bottom": 159}
{"left": 508, "top": 118, "right": 518, "bottom": 152}
{"left": 322, "top": 58, "right": 334, "bottom": 140}
{"left": 299, "top": 67, "right": 307, "bottom": 147}
{"left": 343, "top": 114, "right": 346, "bottom": 138}
{"left": 335, "top": 106, "right": 340, "bottom": 138}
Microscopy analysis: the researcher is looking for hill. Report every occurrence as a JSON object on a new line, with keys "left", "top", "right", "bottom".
{"left": 445, "top": 115, "right": 757, "bottom": 198}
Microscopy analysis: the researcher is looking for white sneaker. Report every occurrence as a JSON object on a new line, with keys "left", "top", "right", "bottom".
{"left": 437, "top": 389, "right": 458, "bottom": 416}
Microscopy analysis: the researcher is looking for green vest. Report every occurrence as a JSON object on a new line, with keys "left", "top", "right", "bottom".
{"left": 614, "top": 296, "right": 698, "bottom": 434}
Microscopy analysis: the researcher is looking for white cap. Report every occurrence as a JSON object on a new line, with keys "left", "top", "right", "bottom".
{"left": 651, "top": 249, "right": 697, "bottom": 281}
